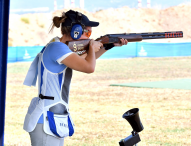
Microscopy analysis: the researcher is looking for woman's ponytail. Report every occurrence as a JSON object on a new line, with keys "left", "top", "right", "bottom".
{"left": 49, "top": 12, "right": 67, "bottom": 33}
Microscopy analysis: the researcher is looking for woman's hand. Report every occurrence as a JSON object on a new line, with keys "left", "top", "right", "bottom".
{"left": 113, "top": 38, "right": 128, "bottom": 46}
{"left": 89, "top": 39, "right": 103, "bottom": 53}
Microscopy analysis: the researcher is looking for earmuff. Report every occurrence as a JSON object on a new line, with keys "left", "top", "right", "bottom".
{"left": 70, "top": 12, "right": 84, "bottom": 40}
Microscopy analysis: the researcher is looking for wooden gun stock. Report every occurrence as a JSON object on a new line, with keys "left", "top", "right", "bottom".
{"left": 66, "top": 39, "right": 91, "bottom": 55}
{"left": 67, "top": 31, "right": 183, "bottom": 55}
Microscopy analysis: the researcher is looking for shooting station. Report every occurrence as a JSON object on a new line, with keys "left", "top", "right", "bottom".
{"left": 119, "top": 108, "right": 144, "bottom": 146}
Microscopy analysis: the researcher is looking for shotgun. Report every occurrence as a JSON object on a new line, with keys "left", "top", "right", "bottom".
{"left": 66, "top": 31, "right": 183, "bottom": 55}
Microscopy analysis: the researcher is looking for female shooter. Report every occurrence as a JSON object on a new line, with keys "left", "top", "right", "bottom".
{"left": 23, "top": 10, "right": 128, "bottom": 146}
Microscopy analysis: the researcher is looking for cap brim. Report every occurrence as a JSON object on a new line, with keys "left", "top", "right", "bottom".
{"left": 86, "top": 21, "right": 99, "bottom": 27}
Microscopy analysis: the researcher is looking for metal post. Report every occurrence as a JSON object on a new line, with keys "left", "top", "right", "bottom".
{"left": 147, "top": 0, "right": 151, "bottom": 8}
{"left": 138, "top": 0, "right": 142, "bottom": 8}
{"left": 80, "top": 0, "right": 84, "bottom": 9}
{"left": 132, "top": 131, "right": 138, "bottom": 146}
{"left": 64, "top": 0, "right": 70, "bottom": 9}
{"left": 54, "top": 0, "right": 57, "bottom": 11}
{"left": 71, "top": 0, "right": 75, "bottom": 8}
{"left": 0, "top": 0, "right": 10, "bottom": 146}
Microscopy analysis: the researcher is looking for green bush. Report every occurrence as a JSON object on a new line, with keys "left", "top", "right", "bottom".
{"left": 21, "top": 17, "right": 30, "bottom": 24}
{"left": 39, "top": 24, "right": 44, "bottom": 28}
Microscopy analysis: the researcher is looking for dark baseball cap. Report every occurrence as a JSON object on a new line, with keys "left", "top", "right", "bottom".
{"left": 62, "top": 10, "right": 99, "bottom": 27}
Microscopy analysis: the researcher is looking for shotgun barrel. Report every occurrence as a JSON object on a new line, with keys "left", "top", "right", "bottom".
{"left": 107, "top": 31, "right": 183, "bottom": 40}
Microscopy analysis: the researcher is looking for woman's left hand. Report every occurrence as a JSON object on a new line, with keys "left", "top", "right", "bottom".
{"left": 113, "top": 38, "right": 128, "bottom": 46}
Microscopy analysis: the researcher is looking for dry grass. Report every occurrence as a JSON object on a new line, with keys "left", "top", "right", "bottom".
{"left": 5, "top": 57, "right": 191, "bottom": 146}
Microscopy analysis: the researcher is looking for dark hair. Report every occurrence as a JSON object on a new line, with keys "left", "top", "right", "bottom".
{"left": 49, "top": 12, "right": 71, "bottom": 36}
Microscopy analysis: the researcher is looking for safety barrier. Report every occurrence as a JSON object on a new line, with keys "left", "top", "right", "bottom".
{"left": 7, "top": 42, "right": 191, "bottom": 63}
{"left": 8, "top": 46, "right": 42, "bottom": 63}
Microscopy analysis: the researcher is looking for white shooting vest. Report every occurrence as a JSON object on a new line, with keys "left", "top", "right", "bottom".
{"left": 23, "top": 37, "right": 75, "bottom": 138}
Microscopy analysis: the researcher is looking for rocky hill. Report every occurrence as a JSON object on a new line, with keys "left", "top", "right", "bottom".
{"left": 8, "top": 4, "right": 191, "bottom": 46}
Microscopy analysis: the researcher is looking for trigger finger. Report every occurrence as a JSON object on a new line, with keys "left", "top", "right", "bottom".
{"left": 124, "top": 39, "right": 127, "bottom": 44}
{"left": 121, "top": 39, "right": 124, "bottom": 44}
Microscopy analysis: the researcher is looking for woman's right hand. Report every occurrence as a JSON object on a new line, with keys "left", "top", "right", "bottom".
{"left": 61, "top": 40, "right": 100, "bottom": 74}
{"left": 89, "top": 40, "right": 103, "bottom": 53}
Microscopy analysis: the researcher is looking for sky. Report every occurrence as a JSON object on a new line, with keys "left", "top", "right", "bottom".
{"left": 10, "top": 0, "right": 191, "bottom": 14}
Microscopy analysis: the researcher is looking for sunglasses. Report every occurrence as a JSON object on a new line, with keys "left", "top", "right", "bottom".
{"left": 84, "top": 29, "right": 92, "bottom": 38}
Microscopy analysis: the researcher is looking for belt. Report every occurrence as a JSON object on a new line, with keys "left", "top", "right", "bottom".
{"left": 39, "top": 94, "right": 54, "bottom": 100}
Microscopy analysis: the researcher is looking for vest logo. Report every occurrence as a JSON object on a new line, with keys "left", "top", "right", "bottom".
{"left": 138, "top": 46, "right": 147, "bottom": 56}
{"left": 23, "top": 49, "right": 31, "bottom": 59}
{"left": 60, "top": 123, "right": 68, "bottom": 127}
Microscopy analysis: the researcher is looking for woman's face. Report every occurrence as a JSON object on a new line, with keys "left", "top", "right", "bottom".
{"left": 79, "top": 26, "right": 92, "bottom": 39}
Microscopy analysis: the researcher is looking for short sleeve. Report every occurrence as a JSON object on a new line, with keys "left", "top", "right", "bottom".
{"left": 47, "top": 42, "right": 73, "bottom": 63}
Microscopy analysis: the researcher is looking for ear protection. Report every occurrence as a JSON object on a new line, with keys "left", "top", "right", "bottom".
{"left": 70, "top": 12, "right": 84, "bottom": 40}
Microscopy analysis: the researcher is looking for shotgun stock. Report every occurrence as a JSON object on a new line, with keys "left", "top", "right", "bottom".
{"left": 66, "top": 31, "right": 183, "bottom": 55}
{"left": 66, "top": 39, "right": 91, "bottom": 55}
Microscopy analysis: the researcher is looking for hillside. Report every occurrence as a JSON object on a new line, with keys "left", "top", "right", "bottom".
{"left": 8, "top": 5, "right": 191, "bottom": 46}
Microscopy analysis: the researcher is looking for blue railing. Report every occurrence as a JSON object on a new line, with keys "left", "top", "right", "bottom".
{"left": 7, "top": 42, "right": 191, "bottom": 63}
